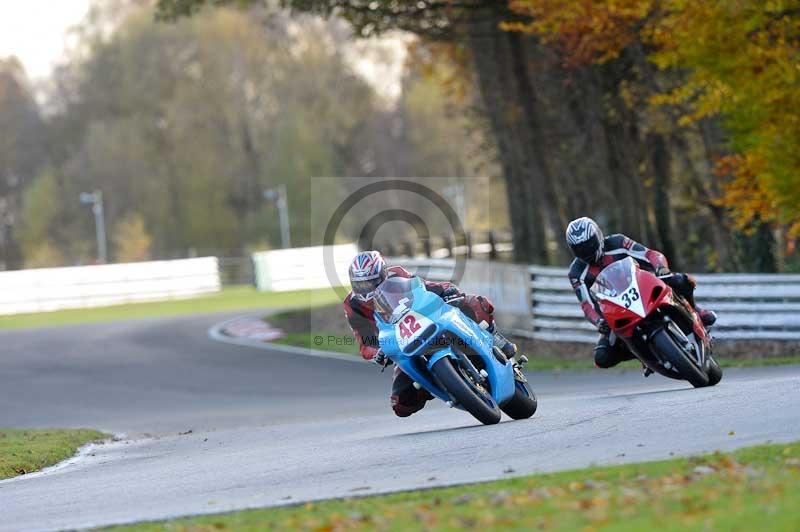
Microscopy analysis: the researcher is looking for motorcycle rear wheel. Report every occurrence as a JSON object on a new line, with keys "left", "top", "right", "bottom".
{"left": 651, "top": 328, "right": 709, "bottom": 388}
{"left": 431, "top": 357, "right": 501, "bottom": 425}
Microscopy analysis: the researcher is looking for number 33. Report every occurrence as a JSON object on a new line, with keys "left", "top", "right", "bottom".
{"left": 621, "top": 287, "right": 639, "bottom": 308}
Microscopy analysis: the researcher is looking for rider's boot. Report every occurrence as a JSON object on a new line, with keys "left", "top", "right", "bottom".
{"left": 643, "top": 365, "right": 654, "bottom": 378}
{"left": 697, "top": 308, "right": 717, "bottom": 327}
{"left": 489, "top": 326, "right": 518, "bottom": 360}
{"left": 682, "top": 288, "right": 716, "bottom": 327}
{"left": 485, "top": 322, "right": 527, "bottom": 366}
{"left": 497, "top": 333, "right": 528, "bottom": 367}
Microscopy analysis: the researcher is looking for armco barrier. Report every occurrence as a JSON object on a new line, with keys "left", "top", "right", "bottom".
{"left": 394, "top": 258, "right": 531, "bottom": 333}
{"left": 530, "top": 267, "right": 800, "bottom": 342}
{"left": 395, "top": 258, "right": 800, "bottom": 342}
{"left": 0, "top": 257, "right": 221, "bottom": 315}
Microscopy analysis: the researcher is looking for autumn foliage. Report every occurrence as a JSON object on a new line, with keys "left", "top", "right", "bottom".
{"left": 504, "top": 0, "right": 656, "bottom": 67}
{"left": 507, "top": 0, "right": 800, "bottom": 241}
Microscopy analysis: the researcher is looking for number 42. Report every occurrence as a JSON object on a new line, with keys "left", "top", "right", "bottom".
{"left": 398, "top": 314, "right": 421, "bottom": 338}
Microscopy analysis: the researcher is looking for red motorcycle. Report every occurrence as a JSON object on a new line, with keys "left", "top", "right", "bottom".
{"left": 591, "top": 257, "right": 723, "bottom": 387}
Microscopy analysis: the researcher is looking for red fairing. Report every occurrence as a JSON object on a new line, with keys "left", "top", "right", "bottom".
{"left": 598, "top": 262, "right": 710, "bottom": 347}
{"left": 598, "top": 267, "right": 673, "bottom": 339}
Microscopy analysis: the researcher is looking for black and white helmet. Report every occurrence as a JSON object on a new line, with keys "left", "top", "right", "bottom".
{"left": 566, "top": 217, "right": 604, "bottom": 263}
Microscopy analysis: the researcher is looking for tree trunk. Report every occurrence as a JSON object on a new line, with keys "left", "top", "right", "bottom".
{"left": 648, "top": 133, "right": 678, "bottom": 268}
{"left": 464, "top": 16, "right": 549, "bottom": 264}
{"left": 507, "top": 33, "right": 570, "bottom": 264}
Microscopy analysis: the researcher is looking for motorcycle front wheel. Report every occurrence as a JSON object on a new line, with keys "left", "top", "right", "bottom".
{"left": 651, "top": 328, "right": 709, "bottom": 388}
{"left": 431, "top": 356, "right": 501, "bottom": 425}
{"left": 501, "top": 377, "right": 537, "bottom": 420}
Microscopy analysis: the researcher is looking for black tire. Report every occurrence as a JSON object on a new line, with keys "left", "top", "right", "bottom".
{"left": 651, "top": 328, "right": 709, "bottom": 388}
{"left": 501, "top": 379, "right": 537, "bottom": 420}
{"left": 706, "top": 356, "right": 723, "bottom": 386}
{"left": 431, "top": 357, "right": 501, "bottom": 425}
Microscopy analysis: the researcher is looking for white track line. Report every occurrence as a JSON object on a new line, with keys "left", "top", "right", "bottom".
{"left": 207, "top": 315, "right": 364, "bottom": 364}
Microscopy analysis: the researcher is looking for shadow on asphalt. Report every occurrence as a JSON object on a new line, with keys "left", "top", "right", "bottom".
{"left": 601, "top": 385, "right": 699, "bottom": 399}
{"left": 389, "top": 417, "right": 540, "bottom": 440}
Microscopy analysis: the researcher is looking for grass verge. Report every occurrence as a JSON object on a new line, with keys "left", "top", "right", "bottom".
{"left": 111, "top": 440, "right": 800, "bottom": 531}
{"left": 272, "top": 335, "right": 800, "bottom": 371}
{"left": 0, "top": 428, "right": 107, "bottom": 479}
{"left": 265, "top": 304, "right": 799, "bottom": 370}
{"left": 0, "top": 286, "right": 341, "bottom": 330}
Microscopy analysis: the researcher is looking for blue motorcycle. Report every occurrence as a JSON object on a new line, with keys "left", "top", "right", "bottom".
{"left": 373, "top": 276, "right": 537, "bottom": 425}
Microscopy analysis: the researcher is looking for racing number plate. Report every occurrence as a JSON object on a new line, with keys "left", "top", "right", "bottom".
{"left": 395, "top": 310, "right": 434, "bottom": 348}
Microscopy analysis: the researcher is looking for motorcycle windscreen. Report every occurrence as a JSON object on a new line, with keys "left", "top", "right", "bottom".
{"left": 591, "top": 257, "right": 646, "bottom": 317}
{"left": 373, "top": 276, "right": 424, "bottom": 323}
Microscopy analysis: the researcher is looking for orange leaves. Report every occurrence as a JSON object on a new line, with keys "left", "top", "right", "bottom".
{"left": 505, "top": 0, "right": 800, "bottom": 248}
{"left": 505, "top": 0, "right": 656, "bottom": 67}
{"left": 714, "top": 154, "right": 775, "bottom": 232}
{"left": 648, "top": 2, "right": 800, "bottom": 238}
{"left": 712, "top": 152, "right": 800, "bottom": 250}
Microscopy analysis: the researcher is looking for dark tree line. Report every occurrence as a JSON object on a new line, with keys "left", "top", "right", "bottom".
{"left": 0, "top": 58, "right": 47, "bottom": 270}
{"left": 0, "top": 2, "right": 499, "bottom": 268}
{"left": 157, "top": 0, "right": 782, "bottom": 272}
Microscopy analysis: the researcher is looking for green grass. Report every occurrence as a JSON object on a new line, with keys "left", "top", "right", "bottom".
{"left": 110, "top": 440, "right": 800, "bottom": 531}
{"left": 0, "top": 286, "right": 341, "bottom": 330}
{"left": 719, "top": 356, "right": 800, "bottom": 368}
{"left": 0, "top": 428, "right": 107, "bottom": 479}
{"left": 265, "top": 304, "right": 799, "bottom": 370}
{"left": 271, "top": 331, "right": 798, "bottom": 371}
{"left": 489, "top": 356, "right": 800, "bottom": 372}
{"left": 273, "top": 332, "right": 619, "bottom": 369}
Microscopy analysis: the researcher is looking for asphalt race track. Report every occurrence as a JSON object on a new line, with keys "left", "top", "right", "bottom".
{"left": 1, "top": 313, "right": 799, "bottom": 531}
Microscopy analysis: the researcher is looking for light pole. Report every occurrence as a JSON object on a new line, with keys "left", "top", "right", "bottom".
{"left": 263, "top": 184, "right": 291, "bottom": 249}
{"left": 80, "top": 190, "right": 108, "bottom": 263}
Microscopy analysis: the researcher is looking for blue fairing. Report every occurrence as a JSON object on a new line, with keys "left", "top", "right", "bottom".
{"left": 375, "top": 282, "right": 515, "bottom": 407}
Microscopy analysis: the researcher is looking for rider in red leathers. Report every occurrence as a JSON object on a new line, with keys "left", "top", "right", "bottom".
{"left": 343, "top": 250, "right": 518, "bottom": 417}
{"left": 565, "top": 217, "right": 717, "bottom": 369}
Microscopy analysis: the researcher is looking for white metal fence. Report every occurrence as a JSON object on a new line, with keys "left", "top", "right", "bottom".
{"left": 0, "top": 257, "right": 221, "bottom": 315}
{"left": 396, "top": 258, "right": 800, "bottom": 342}
{"left": 10, "top": 250, "right": 794, "bottom": 341}
{"left": 253, "top": 243, "right": 358, "bottom": 292}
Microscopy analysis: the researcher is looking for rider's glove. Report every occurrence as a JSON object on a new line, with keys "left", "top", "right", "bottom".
{"left": 441, "top": 286, "right": 464, "bottom": 304}
{"left": 596, "top": 319, "right": 611, "bottom": 335}
{"left": 371, "top": 349, "right": 389, "bottom": 366}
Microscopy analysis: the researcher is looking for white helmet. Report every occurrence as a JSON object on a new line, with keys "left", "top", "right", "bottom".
{"left": 566, "top": 217, "right": 604, "bottom": 263}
